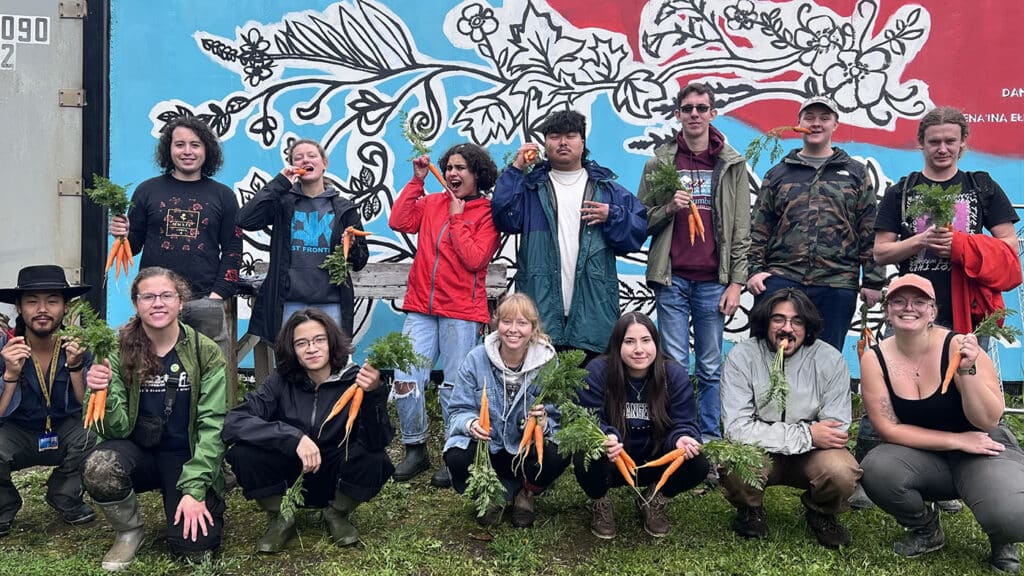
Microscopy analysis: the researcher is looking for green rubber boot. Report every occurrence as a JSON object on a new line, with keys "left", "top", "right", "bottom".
{"left": 97, "top": 492, "right": 145, "bottom": 572}
{"left": 256, "top": 495, "right": 297, "bottom": 554}
{"left": 322, "top": 490, "right": 360, "bottom": 547}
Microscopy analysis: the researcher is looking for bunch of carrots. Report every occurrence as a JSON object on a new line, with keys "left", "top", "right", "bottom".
{"left": 86, "top": 176, "right": 134, "bottom": 282}
{"left": 745, "top": 125, "right": 813, "bottom": 170}
{"left": 319, "top": 226, "right": 372, "bottom": 286}
{"left": 680, "top": 175, "right": 705, "bottom": 245}
{"left": 636, "top": 448, "right": 687, "bottom": 500}
{"left": 941, "top": 308, "right": 1021, "bottom": 394}
{"left": 466, "top": 383, "right": 506, "bottom": 519}
{"left": 555, "top": 402, "right": 641, "bottom": 495}
{"left": 59, "top": 301, "right": 118, "bottom": 432}
{"left": 642, "top": 161, "right": 704, "bottom": 245}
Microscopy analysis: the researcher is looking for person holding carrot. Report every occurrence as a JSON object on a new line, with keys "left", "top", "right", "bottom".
{"left": 221, "top": 308, "right": 393, "bottom": 553}
{"left": 859, "top": 274, "right": 1024, "bottom": 574}
{"left": 443, "top": 294, "right": 567, "bottom": 527}
{"left": 237, "top": 138, "right": 370, "bottom": 343}
{"left": 81, "top": 267, "right": 228, "bottom": 571}
{"left": 0, "top": 265, "right": 96, "bottom": 537}
{"left": 109, "top": 117, "right": 242, "bottom": 358}
{"left": 574, "top": 312, "right": 709, "bottom": 539}
{"left": 388, "top": 143, "right": 500, "bottom": 487}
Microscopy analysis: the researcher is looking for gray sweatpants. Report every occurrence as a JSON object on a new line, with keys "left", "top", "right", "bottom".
{"left": 861, "top": 425, "right": 1024, "bottom": 543}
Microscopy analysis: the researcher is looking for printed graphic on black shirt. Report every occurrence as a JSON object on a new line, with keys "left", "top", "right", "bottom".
{"left": 166, "top": 208, "right": 201, "bottom": 239}
{"left": 291, "top": 209, "right": 334, "bottom": 255}
{"left": 138, "top": 352, "right": 193, "bottom": 453}
{"left": 905, "top": 192, "right": 978, "bottom": 274}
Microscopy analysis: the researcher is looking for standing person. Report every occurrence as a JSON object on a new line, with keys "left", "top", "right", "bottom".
{"left": 859, "top": 274, "right": 1024, "bottom": 574}
{"left": 720, "top": 289, "right": 861, "bottom": 548}
{"left": 746, "top": 96, "right": 885, "bottom": 352}
{"left": 637, "top": 82, "right": 750, "bottom": 451}
{"left": 492, "top": 110, "right": 647, "bottom": 360}
{"left": 82, "top": 267, "right": 228, "bottom": 571}
{"left": 388, "top": 143, "right": 500, "bottom": 487}
{"left": 222, "top": 308, "right": 394, "bottom": 553}
{"left": 0, "top": 265, "right": 95, "bottom": 536}
{"left": 237, "top": 139, "right": 370, "bottom": 342}
{"left": 444, "top": 294, "right": 567, "bottom": 528}
{"left": 874, "top": 106, "right": 1020, "bottom": 334}
{"left": 574, "top": 312, "right": 710, "bottom": 539}
{"left": 109, "top": 117, "right": 243, "bottom": 357}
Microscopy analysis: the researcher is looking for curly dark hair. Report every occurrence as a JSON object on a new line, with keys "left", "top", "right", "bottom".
{"left": 537, "top": 110, "right": 590, "bottom": 162}
{"left": 748, "top": 288, "right": 822, "bottom": 345}
{"left": 438, "top": 143, "right": 498, "bottom": 192}
{"left": 274, "top": 307, "right": 352, "bottom": 385}
{"left": 154, "top": 117, "right": 224, "bottom": 177}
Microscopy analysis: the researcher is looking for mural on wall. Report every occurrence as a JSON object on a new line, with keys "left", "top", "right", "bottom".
{"left": 107, "top": 0, "right": 1021, "bottom": 374}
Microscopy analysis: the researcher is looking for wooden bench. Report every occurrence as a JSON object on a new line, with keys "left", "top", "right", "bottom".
{"left": 230, "top": 262, "right": 509, "bottom": 393}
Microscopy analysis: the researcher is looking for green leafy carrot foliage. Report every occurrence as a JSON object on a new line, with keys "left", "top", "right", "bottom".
{"left": 365, "top": 332, "right": 431, "bottom": 373}
{"left": 85, "top": 175, "right": 132, "bottom": 216}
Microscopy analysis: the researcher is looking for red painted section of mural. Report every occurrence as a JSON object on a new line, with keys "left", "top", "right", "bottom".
{"left": 552, "top": 0, "right": 1024, "bottom": 157}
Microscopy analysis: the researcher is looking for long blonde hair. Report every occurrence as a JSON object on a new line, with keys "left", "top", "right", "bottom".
{"left": 492, "top": 293, "right": 550, "bottom": 345}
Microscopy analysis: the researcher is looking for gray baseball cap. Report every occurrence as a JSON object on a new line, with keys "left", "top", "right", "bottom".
{"left": 799, "top": 95, "right": 839, "bottom": 117}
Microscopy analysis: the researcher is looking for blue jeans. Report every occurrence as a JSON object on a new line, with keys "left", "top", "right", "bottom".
{"left": 654, "top": 276, "right": 725, "bottom": 440}
{"left": 753, "top": 276, "right": 857, "bottom": 354}
{"left": 393, "top": 313, "right": 481, "bottom": 445}
{"left": 282, "top": 302, "right": 343, "bottom": 334}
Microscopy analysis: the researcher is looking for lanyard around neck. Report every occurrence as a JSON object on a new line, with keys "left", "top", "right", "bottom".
{"left": 31, "top": 337, "right": 62, "bottom": 432}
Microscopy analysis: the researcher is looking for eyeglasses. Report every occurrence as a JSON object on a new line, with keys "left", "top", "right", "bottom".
{"left": 293, "top": 335, "right": 329, "bottom": 350}
{"left": 136, "top": 292, "right": 180, "bottom": 305}
{"left": 679, "top": 104, "right": 712, "bottom": 114}
{"left": 888, "top": 297, "right": 932, "bottom": 310}
{"left": 769, "top": 315, "right": 805, "bottom": 329}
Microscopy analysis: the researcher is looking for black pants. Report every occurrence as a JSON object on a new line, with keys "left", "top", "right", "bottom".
{"left": 82, "top": 439, "right": 225, "bottom": 555}
{"left": 444, "top": 440, "right": 569, "bottom": 496}
{"left": 0, "top": 416, "right": 95, "bottom": 523}
{"left": 226, "top": 442, "right": 394, "bottom": 507}
{"left": 573, "top": 450, "right": 710, "bottom": 500}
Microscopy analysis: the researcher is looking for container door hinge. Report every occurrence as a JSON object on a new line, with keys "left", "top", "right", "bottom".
{"left": 58, "top": 89, "right": 86, "bottom": 107}
{"left": 58, "top": 178, "right": 83, "bottom": 196}
{"left": 59, "top": 1, "right": 88, "bottom": 19}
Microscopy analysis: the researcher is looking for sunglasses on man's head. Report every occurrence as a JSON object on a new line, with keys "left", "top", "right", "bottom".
{"left": 679, "top": 104, "right": 712, "bottom": 114}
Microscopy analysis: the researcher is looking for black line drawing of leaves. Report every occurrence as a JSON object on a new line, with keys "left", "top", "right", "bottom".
{"left": 156, "top": 105, "right": 194, "bottom": 125}
{"left": 612, "top": 69, "right": 665, "bottom": 118}
{"left": 507, "top": 1, "right": 585, "bottom": 76}
{"left": 451, "top": 91, "right": 516, "bottom": 144}
{"left": 348, "top": 89, "right": 397, "bottom": 134}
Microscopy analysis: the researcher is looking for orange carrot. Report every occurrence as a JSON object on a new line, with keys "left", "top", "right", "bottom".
{"left": 104, "top": 242, "right": 118, "bottom": 276}
{"left": 293, "top": 168, "right": 308, "bottom": 176}
{"left": 653, "top": 454, "right": 687, "bottom": 495}
{"left": 479, "top": 387, "right": 490, "bottom": 434}
{"left": 341, "top": 387, "right": 364, "bottom": 449}
{"left": 688, "top": 212, "right": 696, "bottom": 245}
{"left": 123, "top": 239, "right": 134, "bottom": 266}
{"left": 345, "top": 226, "right": 372, "bottom": 237}
{"left": 516, "top": 416, "right": 537, "bottom": 458}
{"left": 691, "top": 203, "right": 706, "bottom": 242}
{"left": 637, "top": 447, "right": 687, "bottom": 469}
{"left": 427, "top": 162, "right": 447, "bottom": 190}
{"left": 524, "top": 149, "right": 538, "bottom": 164}
{"left": 619, "top": 450, "right": 637, "bottom": 475}
{"left": 941, "top": 336, "right": 962, "bottom": 394}
{"left": 319, "top": 383, "right": 358, "bottom": 436}
{"left": 342, "top": 232, "right": 351, "bottom": 260}
{"left": 614, "top": 455, "right": 636, "bottom": 488}
{"left": 532, "top": 418, "right": 544, "bottom": 467}
{"left": 95, "top": 389, "right": 107, "bottom": 428}
{"left": 791, "top": 126, "right": 812, "bottom": 134}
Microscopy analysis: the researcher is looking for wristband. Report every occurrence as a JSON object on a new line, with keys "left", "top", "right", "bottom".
{"left": 2, "top": 376, "right": 17, "bottom": 384}
{"left": 66, "top": 363, "right": 84, "bottom": 373}
{"left": 957, "top": 365, "right": 977, "bottom": 376}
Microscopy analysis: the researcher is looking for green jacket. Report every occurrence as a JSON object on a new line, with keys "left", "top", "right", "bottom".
{"left": 86, "top": 323, "right": 227, "bottom": 501}
{"left": 638, "top": 138, "right": 750, "bottom": 287}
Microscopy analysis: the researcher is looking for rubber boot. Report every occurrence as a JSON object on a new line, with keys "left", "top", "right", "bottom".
{"left": 322, "top": 490, "right": 360, "bottom": 547}
{"left": 392, "top": 444, "right": 429, "bottom": 482}
{"left": 990, "top": 537, "right": 1021, "bottom": 575}
{"left": 429, "top": 465, "right": 452, "bottom": 488}
{"left": 97, "top": 492, "right": 145, "bottom": 572}
{"left": 255, "top": 495, "right": 296, "bottom": 554}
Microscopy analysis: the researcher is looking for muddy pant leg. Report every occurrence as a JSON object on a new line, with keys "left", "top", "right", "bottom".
{"left": 82, "top": 440, "right": 156, "bottom": 503}
{"left": 225, "top": 443, "right": 301, "bottom": 501}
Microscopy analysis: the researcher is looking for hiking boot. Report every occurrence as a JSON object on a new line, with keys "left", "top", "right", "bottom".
{"left": 0, "top": 520, "right": 11, "bottom": 538}
{"left": 511, "top": 488, "right": 536, "bottom": 528}
{"left": 935, "top": 499, "right": 962, "bottom": 514}
{"left": 640, "top": 490, "right": 670, "bottom": 538}
{"left": 97, "top": 492, "right": 146, "bottom": 572}
{"left": 392, "top": 444, "right": 429, "bottom": 482}
{"left": 255, "top": 495, "right": 296, "bottom": 554}
{"left": 429, "top": 465, "right": 452, "bottom": 489}
{"left": 990, "top": 540, "right": 1021, "bottom": 574}
{"left": 478, "top": 504, "right": 503, "bottom": 527}
{"left": 590, "top": 496, "right": 616, "bottom": 539}
{"left": 805, "top": 508, "right": 850, "bottom": 549}
{"left": 732, "top": 506, "right": 767, "bottom": 539}
{"left": 45, "top": 494, "right": 96, "bottom": 525}
{"left": 322, "top": 490, "right": 360, "bottom": 547}
{"left": 893, "top": 510, "right": 945, "bottom": 558}
{"left": 848, "top": 483, "right": 875, "bottom": 510}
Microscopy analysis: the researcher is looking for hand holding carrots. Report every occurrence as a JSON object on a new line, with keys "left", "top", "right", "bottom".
{"left": 918, "top": 224, "right": 953, "bottom": 258}
{"left": 355, "top": 361, "right": 382, "bottom": 393}
{"left": 295, "top": 435, "right": 322, "bottom": 474}
{"left": 109, "top": 215, "right": 129, "bottom": 237}
{"left": 526, "top": 404, "right": 546, "bottom": 431}
{"left": 283, "top": 166, "right": 308, "bottom": 180}
{"left": 411, "top": 155, "right": 431, "bottom": 181}
{"left": 604, "top": 434, "right": 624, "bottom": 462}
{"left": 666, "top": 188, "right": 692, "bottom": 216}
{"left": 674, "top": 435, "right": 702, "bottom": 460}
{"left": 513, "top": 143, "right": 541, "bottom": 170}
{"left": 85, "top": 359, "right": 112, "bottom": 391}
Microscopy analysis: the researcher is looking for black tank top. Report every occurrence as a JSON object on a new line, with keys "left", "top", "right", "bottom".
{"left": 873, "top": 332, "right": 976, "bottom": 433}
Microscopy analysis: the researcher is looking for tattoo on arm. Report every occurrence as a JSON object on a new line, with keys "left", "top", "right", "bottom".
{"left": 877, "top": 394, "right": 899, "bottom": 425}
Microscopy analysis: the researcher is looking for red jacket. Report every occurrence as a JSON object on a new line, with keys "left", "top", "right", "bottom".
{"left": 389, "top": 178, "right": 500, "bottom": 323}
{"left": 950, "top": 231, "right": 1022, "bottom": 333}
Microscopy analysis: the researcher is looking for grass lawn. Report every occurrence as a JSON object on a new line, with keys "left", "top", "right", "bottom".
{"left": 0, "top": 407, "right": 1019, "bottom": 576}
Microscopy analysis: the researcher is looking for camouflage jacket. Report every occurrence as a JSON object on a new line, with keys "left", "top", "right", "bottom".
{"left": 748, "top": 148, "right": 885, "bottom": 290}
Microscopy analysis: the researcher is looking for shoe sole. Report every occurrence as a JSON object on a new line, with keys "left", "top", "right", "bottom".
{"left": 643, "top": 525, "right": 668, "bottom": 538}
{"left": 590, "top": 527, "right": 616, "bottom": 540}
{"left": 894, "top": 541, "right": 945, "bottom": 558}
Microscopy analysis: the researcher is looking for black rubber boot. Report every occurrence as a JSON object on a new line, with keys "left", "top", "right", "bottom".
{"left": 392, "top": 444, "right": 430, "bottom": 482}
{"left": 323, "top": 491, "right": 360, "bottom": 547}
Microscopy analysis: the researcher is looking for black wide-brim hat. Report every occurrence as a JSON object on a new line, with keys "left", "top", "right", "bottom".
{"left": 0, "top": 265, "right": 92, "bottom": 304}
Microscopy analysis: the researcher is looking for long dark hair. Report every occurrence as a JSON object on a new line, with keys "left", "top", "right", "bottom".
{"left": 120, "top": 267, "right": 192, "bottom": 386}
{"left": 438, "top": 143, "right": 498, "bottom": 192}
{"left": 749, "top": 288, "right": 822, "bottom": 345}
{"left": 155, "top": 117, "right": 224, "bottom": 177}
{"left": 601, "top": 312, "right": 672, "bottom": 455}
{"left": 274, "top": 308, "right": 352, "bottom": 385}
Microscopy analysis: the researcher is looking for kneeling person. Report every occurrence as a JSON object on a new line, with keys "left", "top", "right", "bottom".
{"left": 720, "top": 289, "right": 861, "bottom": 548}
{"left": 222, "top": 308, "right": 394, "bottom": 553}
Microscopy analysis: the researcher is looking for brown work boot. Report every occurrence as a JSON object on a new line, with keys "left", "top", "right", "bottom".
{"left": 590, "top": 496, "right": 616, "bottom": 539}
{"left": 732, "top": 505, "right": 767, "bottom": 539}
{"left": 805, "top": 508, "right": 851, "bottom": 549}
{"left": 639, "top": 490, "right": 670, "bottom": 538}
{"left": 511, "top": 488, "right": 536, "bottom": 528}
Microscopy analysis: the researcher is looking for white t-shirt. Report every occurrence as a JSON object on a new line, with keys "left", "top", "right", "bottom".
{"left": 549, "top": 168, "right": 588, "bottom": 316}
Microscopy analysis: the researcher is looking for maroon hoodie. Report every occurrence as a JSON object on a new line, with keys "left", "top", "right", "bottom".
{"left": 670, "top": 126, "right": 722, "bottom": 281}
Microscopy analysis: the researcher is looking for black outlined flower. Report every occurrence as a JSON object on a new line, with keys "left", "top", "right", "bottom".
{"left": 723, "top": 0, "right": 757, "bottom": 31}
{"left": 824, "top": 49, "right": 889, "bottom": 108}
{"left": 456, "top": 3, "right": 499, "bottom": 43}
